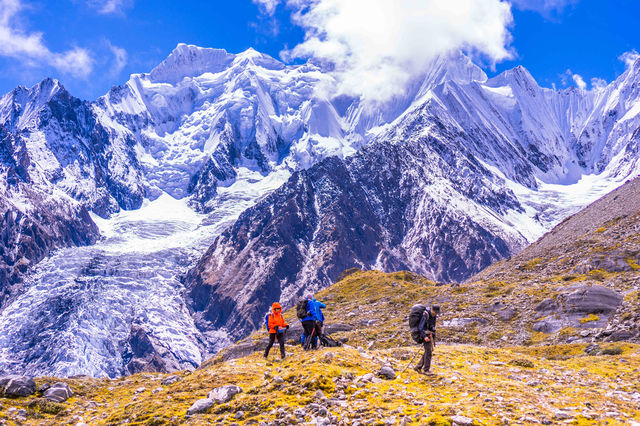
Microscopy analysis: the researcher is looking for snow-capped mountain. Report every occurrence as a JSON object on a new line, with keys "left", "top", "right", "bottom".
{"left": 185, "top": 53, "right": 640, "bottom": 342}
{"left": 1, "top": 43, "right": 640, "bottom": 377}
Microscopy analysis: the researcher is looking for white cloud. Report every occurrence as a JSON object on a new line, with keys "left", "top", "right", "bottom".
{"left": 88, "top": 0, "right": 129, "bottom": 15}
{"left": 277, "top": 0, "right": 514, "bottom": 102}
{"left": 619, "top": 49, "right": 640, "bottom": 69}
{"left": 571, "top": 72, "right": 586, "bottom": 90}
{"left": 253, "top": 0, "right": 280, "bottom": 16}
{"left": 107, "top": 41, "right": 127, "bottom": 77}
{"left": 590, "top": 77, "right": 607, "bottom": 91}
{"left": 510, "top": 0, "right": 578, "bottom": 14}
{"left": 0, "top": 0, "right": 93, "bottom": 77}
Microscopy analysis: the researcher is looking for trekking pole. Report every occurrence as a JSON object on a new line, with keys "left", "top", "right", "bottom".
{"left": 305, "top": 328, "right": 316, "bottom": 350}
{"left": 398, "top": 349, "right": 421, "bottom": 379}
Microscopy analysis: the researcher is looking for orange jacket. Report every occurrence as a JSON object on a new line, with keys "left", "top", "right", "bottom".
{"left": 267, "top": 302, "right": 287, "bottom": 334}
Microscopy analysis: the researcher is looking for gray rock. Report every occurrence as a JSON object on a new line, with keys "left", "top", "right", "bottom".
{"left": 38, "top": 383, "right": 52, "bottom": 394}
{"left": 208, "top": 385, "right": 242, "bottom": 403}
{"left": 161, "top": 375, "right": 181, "bottom": 385}
{"left": 605, "top": 330, "right": 634, "bottom": 342}
{"left": 553, "top": 410, "right": 572, "bottom": 420}
{"left": 378, "top": 366, "right": 396, "bottom": 380}
{"left": 43, "top": 382, "right": 73, "bottom": 402}
{"left": 497, "top": 308, "right": 516, "bottom": 321}
{"left": 585, "top": 343, "right": 601, "bottom": 355}
{"left": 0, "top": 375, "right": 36, "bottom": 397}
{"left": 533, "top": 285, "right": 622, "bottom": 333}
{"left": 450, "top": 415, "right": 475, "bottom": 425}
{"left": 186, "top": 398, "right": 214, "bottom": 415}
{"left": 442, "top": 317, "right": 488, "bottom": 328}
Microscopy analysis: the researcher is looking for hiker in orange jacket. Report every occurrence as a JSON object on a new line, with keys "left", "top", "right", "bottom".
{"left": 264, "top": 302, "right": 289, "bottom": 359}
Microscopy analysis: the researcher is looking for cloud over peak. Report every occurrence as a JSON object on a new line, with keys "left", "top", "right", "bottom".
{"left": 263, "top": 0, "right": 514, "bottom": 102}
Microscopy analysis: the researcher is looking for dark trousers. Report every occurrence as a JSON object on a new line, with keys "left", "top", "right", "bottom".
{"left": 416, "top": 339, "right": 433, "bottom": 371}
{"left": 264, "top": 332, "right": 285, "bottom": 358}
{"left": 302, "top": 320, "right": 321, "bottom": 349}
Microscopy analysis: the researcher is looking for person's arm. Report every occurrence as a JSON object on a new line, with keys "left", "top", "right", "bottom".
{"left": 318, "top": 301, "right": 326, "bottom": 309}
{"left": 418, "top": 311, "right": 427, "bottom": 338}
{"left": 268, "top": 314, "right": 274, "bottom": 332}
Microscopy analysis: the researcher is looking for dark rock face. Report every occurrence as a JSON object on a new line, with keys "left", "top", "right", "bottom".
{"left": 122, "top": 325, "right": 190, "bottom": 375}
{"left": 0, "top": 375, "right": 36, "bottom": 397}
{"left": 186, "top": 114, "right": 528, "bottom": 341}
{"left": 0, "top": 79, "right": 145, "bottom": 299}
{"left": 0, "top": 191, "right": 99, "bottom": 302}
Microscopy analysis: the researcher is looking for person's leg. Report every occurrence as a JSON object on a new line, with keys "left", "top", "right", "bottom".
{"left": 277, "top": 332, "right": 286, "bottom": 359}
{"left": 302, "top": 321, "right": 314, "bottom": 349}
{"left": 415, "top": 340, "right": 428, "bottom": 371}
{"left": 423, "top": 341, "right": 433, "bottom": 372}
{"left": 264, "top": 333, "right": 276, "bottom": 358}
{"left": 312, "top": 322, "right": 322, "bottom": 349}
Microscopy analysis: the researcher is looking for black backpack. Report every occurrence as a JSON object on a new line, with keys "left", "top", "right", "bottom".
{"left": 409, "top": 304, "right": 427, "bottom": 343}
{"left": 319, "top": 334, "right": 342, "bottom": 347}
{"left": 296, "top": 299, "right": 310, "bottom": 320}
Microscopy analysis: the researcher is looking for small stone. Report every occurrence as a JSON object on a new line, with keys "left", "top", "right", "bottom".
{"left": 450, "top": 415, "right": 474, "bottom": 425}
{"left": 135, "top": 387, "right": 146, "bottom": 394}
{"left": 234, "top": 411, "right": 245, "bottom": 419}
{"left": 273, "top": 376, "right": 284, "bottom": 384}
{"left": 315, "top": 390, "right": 325, "bottom": 399}
{"left": 186, "top": 398, "right": 214, "bottom": 415}
{"left": 152, "top": 387, "right": 163, "bottom": 394}
{"left": 356, "top": 373, "right": 374, "bottom": 383}
{"left": 553, "top": 411, "right": 572, "bottom": 420}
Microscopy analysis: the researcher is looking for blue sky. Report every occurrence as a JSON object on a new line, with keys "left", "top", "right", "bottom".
{"left": 0, "top": 0, "right": 638, "bottom": 100}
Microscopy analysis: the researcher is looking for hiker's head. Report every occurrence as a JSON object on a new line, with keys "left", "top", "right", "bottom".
{"left": 306, "top": 293, "right": 313, "bottom": 300}
{"left": 431, "top": 305, "right": 440, "bottom": 316}
{"left": 272, "top": 302, "right": 282, "bottom": 312}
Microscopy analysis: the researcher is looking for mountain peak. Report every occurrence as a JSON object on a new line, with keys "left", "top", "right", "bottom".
{"left": 148, "top": 44, "right": 234, "bottom": 84}
{"left": 486, "top": 65, "right": 539, "bottom": 91}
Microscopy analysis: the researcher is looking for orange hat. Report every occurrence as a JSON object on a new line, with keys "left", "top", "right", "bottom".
{"left": 272, "top": 302, "right": 282, "bottom": 310}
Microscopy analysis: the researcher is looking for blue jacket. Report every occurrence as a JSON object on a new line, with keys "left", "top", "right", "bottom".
{"left": 301, "top": 299, "right": 326, "bottom": 322}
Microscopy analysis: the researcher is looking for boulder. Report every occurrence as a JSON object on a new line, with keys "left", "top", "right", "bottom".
{"left": 43, "top": 382, "right": 74, "bottom": 402}
{"left": 186, "top": 398, "right": 214, "bottom": 415}
{"left": 533, "top": 285, "right": 622, "bottom": 333}
{"left": 38, "top": 383, "right": 52, "bottom": 394}
{"left": 0, "top": 375, "right": 36, "bottom": 397}
{"left": 208, "top": 385, "right": 242, "bottom": 403}
{"left": 497, "top": 308, "right": 516, "bottom": 321}
{"left": 378, "top": 366, "right": 396, "bottom": 380}
{"left": 161, "top": 375, "right": 181, "bottom": 385}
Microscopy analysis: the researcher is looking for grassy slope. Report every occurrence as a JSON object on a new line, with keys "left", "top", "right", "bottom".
{"left": 0, "top": 270, "right": 638, "bottom": 425}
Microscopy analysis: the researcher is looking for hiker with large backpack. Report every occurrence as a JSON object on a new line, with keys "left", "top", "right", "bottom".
{"left": 409, "top": 304, "right": 440, "bottom": 374}
{"left": 299, "top": 294, "right": 326, "bottom": 350}
{"left": 264, "top": 302, "right": 289, "bottom": 360}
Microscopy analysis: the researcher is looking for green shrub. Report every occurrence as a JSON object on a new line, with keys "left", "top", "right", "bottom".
{"left": 601, "top": 347, "right": 623, "bottom": 356}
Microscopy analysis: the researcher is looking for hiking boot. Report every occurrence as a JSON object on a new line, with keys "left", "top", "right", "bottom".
{"left": 413, "top": 366, "right": 425, "bottom": 375}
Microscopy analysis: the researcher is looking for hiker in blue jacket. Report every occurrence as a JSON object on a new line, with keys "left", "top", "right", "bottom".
{"left": 301, "top": 294, "right": 326, "bottom": 350}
